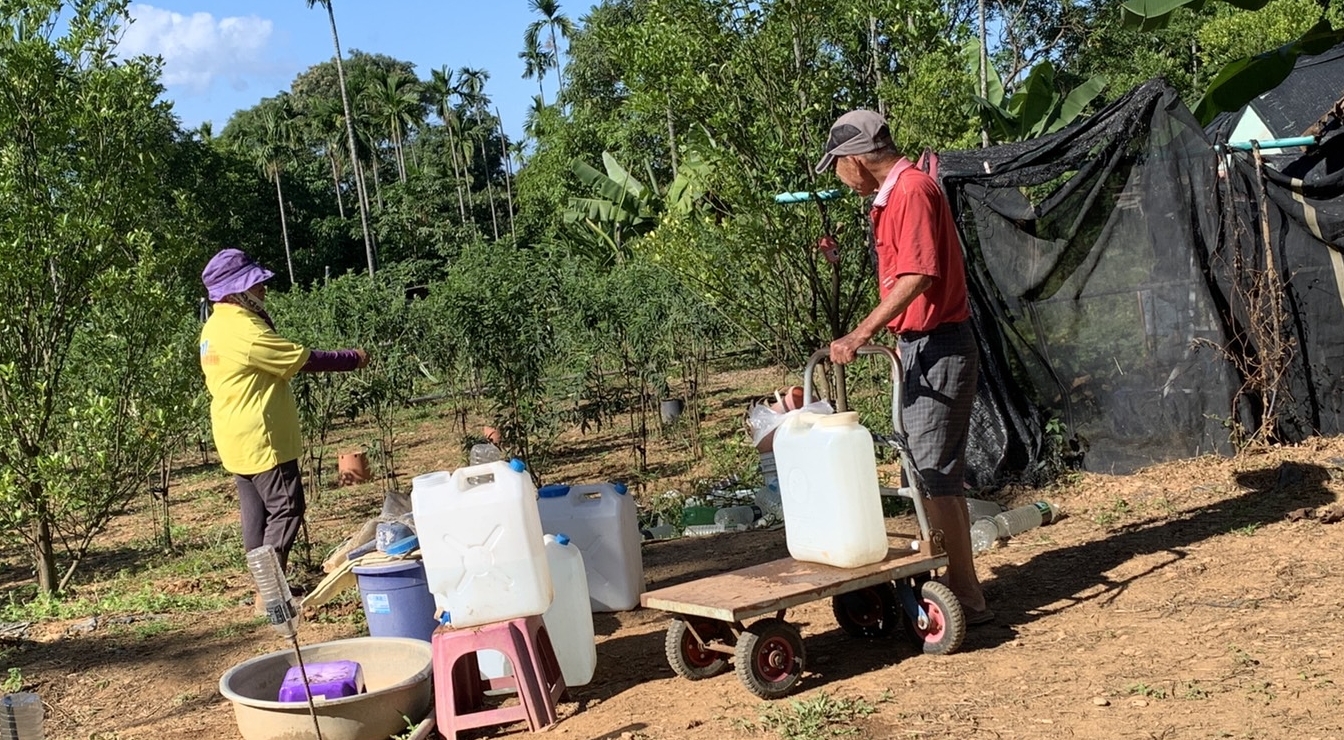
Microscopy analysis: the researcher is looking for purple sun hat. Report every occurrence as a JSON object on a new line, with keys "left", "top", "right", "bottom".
{"left": 202, "top": 248, "right": 275, "bottom": 302}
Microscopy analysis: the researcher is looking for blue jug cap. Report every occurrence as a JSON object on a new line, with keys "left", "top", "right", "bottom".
{"left": 508, "top": 458, "right": 526, "bottom": 473}
{"left": 614, "top": 482, "right": 628, "bottom": 495}
{"left": 538, "top": 484, "right": 571, "bottom": 499}
{"left": 556, "top": 534, "right": 571, "bottom": 546}
{"left": 439, "top": 612, "right": 451, "bottom": 626}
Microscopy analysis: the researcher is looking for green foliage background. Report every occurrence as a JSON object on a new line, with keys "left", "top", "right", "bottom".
{"left": 1, "top": 0, "right": 1337, "bottom": 594}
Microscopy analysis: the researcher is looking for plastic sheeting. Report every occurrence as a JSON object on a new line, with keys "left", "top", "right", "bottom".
{"left": 931, "top": 80, "right": 1344, "bottom": 479}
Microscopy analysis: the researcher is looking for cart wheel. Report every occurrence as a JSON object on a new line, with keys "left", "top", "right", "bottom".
{"left": 734, "top": 618, "right": 806, "bottom": 699}
{"left": 665, "top": 618, "right": 730, "bottom": 680}
{"left": 832, "top": 583, "right": 900, "bottom": 638}
{"left": 903, "top": 581, "right": 966, "bottom": 655}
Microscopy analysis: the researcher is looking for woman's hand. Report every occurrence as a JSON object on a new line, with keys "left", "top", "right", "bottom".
{"left": 355, "top": 349, "right": 370, "bottom": 369}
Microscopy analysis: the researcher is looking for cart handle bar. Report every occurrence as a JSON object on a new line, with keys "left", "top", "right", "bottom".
{"left": 801, "top": 346, "right": 904, "bottom": 439}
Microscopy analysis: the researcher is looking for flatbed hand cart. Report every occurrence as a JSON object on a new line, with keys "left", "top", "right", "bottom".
{"left": 639, "top": 346, "right": 967, "bottom": 699}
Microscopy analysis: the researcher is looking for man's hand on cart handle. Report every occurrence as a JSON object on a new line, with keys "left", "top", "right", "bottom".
{"left": 830, "top": 330, "right": 872, "bottom": 365}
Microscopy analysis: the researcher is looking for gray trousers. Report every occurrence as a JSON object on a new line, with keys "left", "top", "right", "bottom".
{"left": 897, "top": 320, "right": 980, "bottom": 498}
{"left": 235, "top": 458, "right": 305, "bottom": 569}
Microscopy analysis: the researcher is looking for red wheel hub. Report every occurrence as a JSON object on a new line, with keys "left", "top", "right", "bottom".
{"left": 756, "top": 636, "right": 796, "bottom": 682}
{"left": 914, "top": 601, "right": 946, "bottom": 642}
{"left": 682, "top": 625, "right": 719, "bottom": 667}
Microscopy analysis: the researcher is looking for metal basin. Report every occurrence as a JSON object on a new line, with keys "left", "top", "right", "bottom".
{"left": 219, "top": 636, "right": 433, "bottom": 740}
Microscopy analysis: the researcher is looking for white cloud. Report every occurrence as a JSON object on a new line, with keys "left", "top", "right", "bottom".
{"left": 119, "top": 4, "right": 279, "bottom": 94}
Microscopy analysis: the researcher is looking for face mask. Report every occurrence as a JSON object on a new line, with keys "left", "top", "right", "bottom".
{"left": 232, "top": 290, "right": 266, "bottom": 316}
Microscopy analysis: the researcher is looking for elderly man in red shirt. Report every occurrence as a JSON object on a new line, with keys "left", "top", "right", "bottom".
{"left": 815, "top": 109, "right": 992, "bottom": 625}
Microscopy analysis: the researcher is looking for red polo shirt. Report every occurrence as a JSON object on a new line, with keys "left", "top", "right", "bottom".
{"left": 870, "top": 159, "right": 970, "bottom": 335}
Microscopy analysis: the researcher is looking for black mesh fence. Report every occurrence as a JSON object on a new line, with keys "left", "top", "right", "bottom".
{"left": 932, "top": 80, "right": 1344, "bottom": 481}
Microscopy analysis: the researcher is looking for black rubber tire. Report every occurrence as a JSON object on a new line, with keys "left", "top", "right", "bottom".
{"left": 734, "top": 618, "right": 806, "bottom": 699}
{"left": 665, "top": 618, "right": 730, "bottom": 680}
{"left": 902, "top": 580, "right": 966, "bottom": 656}
{"left": 832, "top": 583, "right": 901, "bottom": 638}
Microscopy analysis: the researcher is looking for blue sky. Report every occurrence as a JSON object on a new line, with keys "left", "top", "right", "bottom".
{"left": 119, "top": 1, "right": 589, "bottom": 139}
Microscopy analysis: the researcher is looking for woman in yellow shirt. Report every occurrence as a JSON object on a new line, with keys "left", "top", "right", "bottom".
{"left": 199, "top": 249, "right": 368, "bottom": 573}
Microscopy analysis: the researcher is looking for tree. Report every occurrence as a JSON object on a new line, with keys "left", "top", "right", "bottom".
{"left": 968, "top": 50, "right": 1107, "bottom": 142}
{"left": 305, "top": 0, "right": 376, "bottom": 275}
{"left": 1117, "top": 0, "right": 1344, "bottom": 124}
{"left": 519, "top": 34, "right": 555, "bottom": 100}
{"left": 457, "top": 67, "right": 502, "bottom": 240}
{"left": 0, "top": 0, "right": 207, "bottom": 594}
{"left": 306, "top": 96, "right": 350, "bottom": 218}
{"left": 524, "top": 95, "right": 550, "bottom": 140}
{"left": 369, "top": 70, "right": 423, "bottom": 183}
{"left": 526, "top": 0, "right": 574, "bottom": 99}
{"left": 432, "top": 66, "right": 475, "bottom": 222}
{"left": 496, "top": 107, "right": 519, "bottom": 244}
{"left": 245, "top": 96, "right": 300, "bottom": 285}
{"left": 427, "top": 66, "right": 471, "bottom": 224}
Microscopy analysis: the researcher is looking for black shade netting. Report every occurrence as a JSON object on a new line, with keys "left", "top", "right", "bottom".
{"left": 935, "top": 80, "right": 1256, "bottom": 477}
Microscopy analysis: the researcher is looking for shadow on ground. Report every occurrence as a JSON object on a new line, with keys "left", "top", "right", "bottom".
{"left": 588, "top": 460, "right": 1339, "bottom": 702}
{"left": 967, "top": 460, "right": 1339, "bottom": 650}
{"left": 12, "top": 617, "right": 264, "bottom": 737}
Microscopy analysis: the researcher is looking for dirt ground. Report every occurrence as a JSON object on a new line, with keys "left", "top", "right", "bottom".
{"left": 5, "top": 365, "right": 1344, "bottom": 740}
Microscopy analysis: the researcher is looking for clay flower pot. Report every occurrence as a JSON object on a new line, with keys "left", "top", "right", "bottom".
{"left": 337, "top": 451, "right": 371, "bottom": 487}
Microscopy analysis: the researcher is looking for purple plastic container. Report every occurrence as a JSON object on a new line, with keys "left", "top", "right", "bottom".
{"left": 276, "top": 660, "right": 365, "bottom": 702}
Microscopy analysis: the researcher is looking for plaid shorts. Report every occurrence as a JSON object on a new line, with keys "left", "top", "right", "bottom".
{"left": 897, "top": 321, "right": 980, "bottom": 498}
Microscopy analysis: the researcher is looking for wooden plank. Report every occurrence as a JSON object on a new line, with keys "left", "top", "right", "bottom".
{"left": 640, "top": 548, "right": 946, "bottom": 622}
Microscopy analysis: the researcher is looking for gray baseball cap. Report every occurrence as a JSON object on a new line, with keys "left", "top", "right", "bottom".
{"left": 814, "top": 109, "right": 893, "bottom": 173}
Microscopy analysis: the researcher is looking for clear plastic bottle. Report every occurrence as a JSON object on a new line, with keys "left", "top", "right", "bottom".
{"left": 966, "top": 497, "right": 1004, "bottom": 521}
{"left": 969, "top": 518, "right": 1005, "bottom": 553}
{"left": 469, "top": 443, "right": 503, "bottom": 466}
{"left": 1, "top": 692, "right": 44, "bottom": 740}
{"left": 714, "top": 505, "right": 761, "bottom": 528}
{"left": 684, "top": 523, "right": 731, "bottom": 537}
{"left": 246, "top": 545, "right": 299, "bottom": 638}
{"left": 755, "top": 452, "right": 783, "bottom": 518}
{"left": 993, "top": 501, "right": 1060, "bottom": 538}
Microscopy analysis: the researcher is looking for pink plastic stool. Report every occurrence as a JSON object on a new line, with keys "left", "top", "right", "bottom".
{"left": 431, "top": 615, "right": 567, "bottom": 739}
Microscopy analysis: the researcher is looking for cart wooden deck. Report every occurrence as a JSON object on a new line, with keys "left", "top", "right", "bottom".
{"left": 639, "top": 537, "right": 945, "bottom": 623}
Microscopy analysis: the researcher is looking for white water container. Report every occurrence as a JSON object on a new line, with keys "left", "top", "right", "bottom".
{"left": 411, "top": 459, "right": 553, "bottom": 628}
{"left": 537, "top": 482, "right": 644, "bottom": 612}
{"left": 773, "top": 411, "right": 888, "bottom": 568}
{"left": 541, "top": 534, "right": 597, "bottom": 687}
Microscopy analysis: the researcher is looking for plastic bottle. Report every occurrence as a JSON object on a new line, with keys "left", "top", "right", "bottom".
{"left": 1, "top": 692, "right": 44, "bottom": 740}
{"left": 969, "top": 518, "right": 1003, "bottom": 553}
{"left": 994, "top": 501, "right": 1060, "bottom": 538}
{"left": 469, "top": 443, "right": 503, "bottom": 466}
{"left": 245, "top": 545, "right": 299, "bottom": 638}
{"left": 714, "top": 505, "right": 761, "bottom": 528}
{"left": 755, "top": 451, "right": 783, "bottom": 518}
{"left": 966, "top": 497, "right": 1004, "bottom": 521}
{"left": 680, "top": 505, "right": 718, "bottom": 527}
{"left": 684, "top": 523, "right": 733, "bottom": 537}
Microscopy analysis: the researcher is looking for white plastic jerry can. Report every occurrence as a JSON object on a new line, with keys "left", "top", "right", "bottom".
{"left": 537, "top": 482, "right": 644, "bottom": 612}
{"left": 411, "top": 459, "right": 553, "bottom": 629}
{"left": 772, "top": 411, "right": 889, "bottom": 568}
{"left": 541, "top": 534, "right": 597, "bottom": 687}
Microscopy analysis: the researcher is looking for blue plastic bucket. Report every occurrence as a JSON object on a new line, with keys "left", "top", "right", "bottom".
{"left": 351, "top": 560, "right": 438, "bottom": 643}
